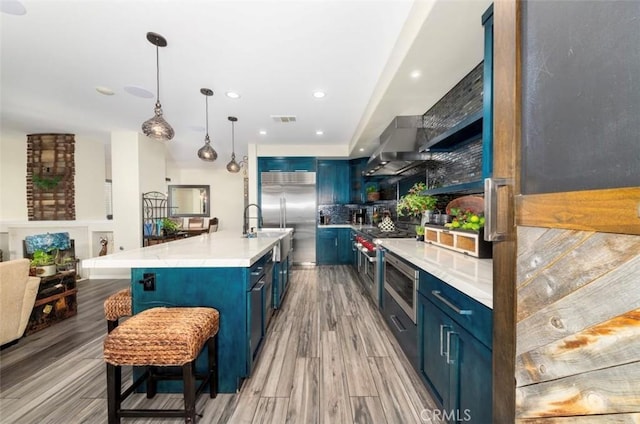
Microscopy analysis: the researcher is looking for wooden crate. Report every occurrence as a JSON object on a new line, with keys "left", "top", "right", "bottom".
{"left": 25, "top": 271, "right": 78, "bottom": 335}
{"left": 423, "top": 225, "right": 492, "bottom": 258}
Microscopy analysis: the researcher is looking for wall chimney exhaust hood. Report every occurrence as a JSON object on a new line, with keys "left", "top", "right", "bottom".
{"left": 363, "top": 115, "right": 432, "bottom": 177}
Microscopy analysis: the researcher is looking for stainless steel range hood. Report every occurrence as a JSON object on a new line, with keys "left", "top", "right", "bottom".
{"left": 364, "top": 116, "right": 432, "bottom": 176}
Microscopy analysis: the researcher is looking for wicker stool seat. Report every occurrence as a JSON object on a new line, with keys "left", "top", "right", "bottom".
{"left": 104, "top": 307, "right": 219, "bottom": 424}
{"left": 103, "top": 288, "right": 132, "bottom": 332}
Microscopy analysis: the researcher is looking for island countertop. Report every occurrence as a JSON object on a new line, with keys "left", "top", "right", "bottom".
{"left": 378, "top": 239, "right": 493, "bottom": 309}
{"left": 82, "top": 229, "right": 293, "bottom": 269}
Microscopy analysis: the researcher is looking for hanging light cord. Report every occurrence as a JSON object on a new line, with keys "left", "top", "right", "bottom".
{"left": 205, "top": 95, "right": 209, "bottom": 139}
{"left": 231, "top": 120, "right": 235, "bottom": 155}
{"left": 155, "top": 44, "right": 160, "bottom": 104}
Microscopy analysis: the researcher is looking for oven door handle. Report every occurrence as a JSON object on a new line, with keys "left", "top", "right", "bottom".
{"left": 390, "top": 315, "right": 406, "bottom": 333}
{"left": 432, "top": 290, "right": 473, "bottom": 315}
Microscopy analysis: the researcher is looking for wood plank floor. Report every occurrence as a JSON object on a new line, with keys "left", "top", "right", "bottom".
{"left": 0, "top": 265, "right": 441, "bottom": 423}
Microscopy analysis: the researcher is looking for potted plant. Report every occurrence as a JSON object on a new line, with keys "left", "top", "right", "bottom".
{"left": 30, "top": 249, "right": 57, "bottom": 277}
{"left": 366, "top": 185, "right": 380, "bottom": 202}
{"left": 161, "top": 218, "right": 180, "bottom": 235}
{"left": 415, "top": 225, "right": 425, "bottom": 241}
{"left": 396, "top": 182, "right": 437, "bottom": 221}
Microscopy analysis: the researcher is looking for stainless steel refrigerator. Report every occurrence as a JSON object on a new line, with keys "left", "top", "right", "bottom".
{"left": 260, "top": 171, "right": 316, "bottom": 264}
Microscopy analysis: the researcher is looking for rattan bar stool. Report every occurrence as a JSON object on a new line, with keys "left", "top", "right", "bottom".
{"left": 103, "top": 307, "right": 219, "bottom": 424}
{"left": 104, "top": 288, "right": 132, "bottom": 333}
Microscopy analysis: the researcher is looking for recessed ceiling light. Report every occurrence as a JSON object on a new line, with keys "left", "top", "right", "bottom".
{"left": 259, "top": 130, "right": 267, "bottom": 135}
{"left": 359, "top": 148, "right": 364, "bottom": 152}
{"left": 1, "top": 0, "right": 26, "bottom": 15}
{"left": 124, "top": 85, "right": 154, "bottom": 98}
{"left": 226, "top": 91, "right": 240, "bottom": 99}
{"left": 313, "top": 91, "right": 326, "bottom": 99}
{"left": 410, "top": 70, "right": 422, "bottom": 79}
{"left": 95, "top": 86, "right": 115, "bottom": 96}
{"left": 316, "top": 130, "right": 324, "bottom": 135}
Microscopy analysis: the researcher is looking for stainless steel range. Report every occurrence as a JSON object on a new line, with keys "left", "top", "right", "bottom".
{"left": 352, "top": 224, "right": 416, "bottom": 305}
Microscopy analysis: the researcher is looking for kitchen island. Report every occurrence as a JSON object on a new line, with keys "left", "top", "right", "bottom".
{"left": 82, "top": 229, "right": 293, "bottom": 393}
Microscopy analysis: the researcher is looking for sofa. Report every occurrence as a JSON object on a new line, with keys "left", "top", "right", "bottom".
{"left": 0, "top": 259, "right": 40, "bottom": 346}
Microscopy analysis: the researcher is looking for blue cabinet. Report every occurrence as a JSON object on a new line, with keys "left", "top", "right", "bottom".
{"left": 273, "top": 251, "right": 291, "bottom": 309}
{"left": 418, "top": 271, "right": 492, "bottom": 423}
{"left": 316, "top": 228, "right": 351, "bottom": 265}
{"left": 349, "top": 157, "right": 367, "bottom": 203}
{"left": 317, "top": 160, "right": 349, "bottom": 204}
{"left": 258, "top": 157, "right": 316, "bottom": 172}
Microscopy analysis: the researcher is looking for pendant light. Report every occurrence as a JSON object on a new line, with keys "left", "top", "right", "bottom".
{"left": 197, "top": 88, "right": 217, "bottom": 161}
{"left": 141, "top": 32, "right": 174, "bottom": 140}
{"left": 226, "top": 116, "right": 241, "bottom": 173}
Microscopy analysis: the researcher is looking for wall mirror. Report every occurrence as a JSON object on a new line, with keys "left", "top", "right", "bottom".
{"left": 168, "top": 185, "right": 210, "bottom": 217}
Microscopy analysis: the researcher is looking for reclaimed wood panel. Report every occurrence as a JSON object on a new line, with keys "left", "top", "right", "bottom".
{"left": 518, "top": 413, "right": 640, "bottom": 423}
{"left": 517, "top": 309, "right": 640, "bottom": 385}
{"left": 516, "top": 187, "right": 640, "bottom": 236}
{"left": 516, "top": 229, "right": 590, "bottom": 289}
{"left": 517, "top": 227, "right": 640, "bottom": 421}
{"left": 518, "top": 230, "right": 640, "bottom": 321}
{"left": 492, "top": 0, "right": 521, "bottom": 422}
{"left": 516, "top": 361, "right": 640, "bottom": 418}
{"left": 516, "top": 252, "right": 640, "bottom": 355}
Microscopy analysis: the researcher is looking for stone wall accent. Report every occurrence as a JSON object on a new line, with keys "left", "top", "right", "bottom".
{"left": 26, "top": 133, "right": 76, "bottom": 220}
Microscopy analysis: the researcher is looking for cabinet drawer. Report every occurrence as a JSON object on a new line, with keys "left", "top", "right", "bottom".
{"left": 419, "top": 272, "right": 492, "bottom": 349}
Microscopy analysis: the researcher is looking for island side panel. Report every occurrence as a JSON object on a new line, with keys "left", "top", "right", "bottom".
{"left": 131, "top": 266, "right": 249, "bottom": 393}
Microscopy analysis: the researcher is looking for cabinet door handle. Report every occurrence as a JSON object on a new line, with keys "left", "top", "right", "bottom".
{"left": 484, "top": 177, "right": 512, "bottom": 241}
{"left": 439, "top": 324, "right": 451, "bottom": 356}
{"left": 446, "top": 330, "right": 458, "bottom": 365}
{"left": 432, "top": 290, "right": 473, "bottom": 315}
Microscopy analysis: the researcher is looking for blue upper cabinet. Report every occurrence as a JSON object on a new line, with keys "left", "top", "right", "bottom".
{"left": 258, "top": 157, "right": 317, "bottom": 173}
{"left": 349, "top": 157, "right": 367, "bottom": 204}
{"left": 317, "top": 160, "right": 349, "bottom": 204}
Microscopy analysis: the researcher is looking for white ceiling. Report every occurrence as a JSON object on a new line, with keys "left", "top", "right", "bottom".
{"left": 0, "top": 0, "right": 491, "bottom": 169}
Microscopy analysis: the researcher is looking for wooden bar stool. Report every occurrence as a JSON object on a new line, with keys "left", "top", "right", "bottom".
{"left": 103, "top": 288, "right": 132, "bottom": 332}
{"left": 103, "top": 307, "right": 219, "bottom": 424}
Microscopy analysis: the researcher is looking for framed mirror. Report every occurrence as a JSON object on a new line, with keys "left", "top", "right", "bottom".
{"left": 168, "top": 185, "right": 210, "bottom": 217}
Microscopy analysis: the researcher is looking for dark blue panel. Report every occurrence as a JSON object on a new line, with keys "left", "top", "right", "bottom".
{"left": 131, "top": 266, "right": 248, "bottom": 393}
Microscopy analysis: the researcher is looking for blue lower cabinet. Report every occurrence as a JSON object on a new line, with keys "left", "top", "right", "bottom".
{"left": 418, "top": 275, "right": 492, "bottom": 423}
{"left": 273, "top": 253, "right": 291, "bottom": 309}
{"left": 317, "top": 228, "right": 352, "bottom": 265}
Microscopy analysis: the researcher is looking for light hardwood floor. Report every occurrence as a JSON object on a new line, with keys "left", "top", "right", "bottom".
{"left": 0, "top": 265, "right": 441, "bottom": 423}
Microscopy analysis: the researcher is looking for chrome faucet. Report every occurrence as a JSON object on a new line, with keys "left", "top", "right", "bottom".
{"left": 243, "top": 203, "right": 263, "bottom": 234}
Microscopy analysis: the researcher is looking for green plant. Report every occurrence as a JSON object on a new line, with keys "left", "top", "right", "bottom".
{"left": 366, "top": 185, "right": 377, "bottom": 193}
{"left": 30, "top": 250, "right": 55, "bottom": 267}
{"left": 415, "top": 225, "right": 425, "bottom": 235}
{"left": 396, "top": 182, "right": 437, "bottom": 217}
{"left": 32, "top": 174, "right": 62, "bottom": 190}
{"left": 162, "top": 218, "right": 179, "bottom": 233}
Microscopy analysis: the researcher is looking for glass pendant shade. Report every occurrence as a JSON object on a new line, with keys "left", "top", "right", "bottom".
{"left": 226, "top": 116, "right": 241, "bottom": 173}
{"left": 142, "top": 32, "right": 174, "bottom": 141}
{"left": 142, "top": 101, "right": 174, "bottom": 140}
{"left": 226, "top": 153, "right": 241, "bottom": 173}
{"left": 198, "top": 88, "right": 217, "bottom": 162}
{"left": 198, "top": 135, "right": 217, "bottom": 161}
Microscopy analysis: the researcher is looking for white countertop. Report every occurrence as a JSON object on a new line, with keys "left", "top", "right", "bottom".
{"left": 378, "top": 239, "right": 493, "bottom": 309}
{"left": 81, "top": 229, "right": 293, "bottom": 269}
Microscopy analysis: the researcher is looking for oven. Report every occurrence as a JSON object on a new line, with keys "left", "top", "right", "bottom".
{"left": 383, "top": 250, "right": 418, "bottom": 324}
{"left": 353, "top": 235, "right": 379, "bottom": 305}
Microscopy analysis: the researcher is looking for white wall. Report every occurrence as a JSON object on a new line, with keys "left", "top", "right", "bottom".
{"left": 177, "top": 167, "right": 245, "bottom": 233}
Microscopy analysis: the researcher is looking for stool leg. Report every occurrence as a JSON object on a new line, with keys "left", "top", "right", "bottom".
{"left": 146, "top": 366, "right": 157, "bottom": 398}
{"left": 207, "top": 335, "right": 218, "bottom": 398}
{"left": 106, "top": 363, "right": 121, "bottom": 424}
{"left": 183, "top": 361, "right": 197, "bottom": 423}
